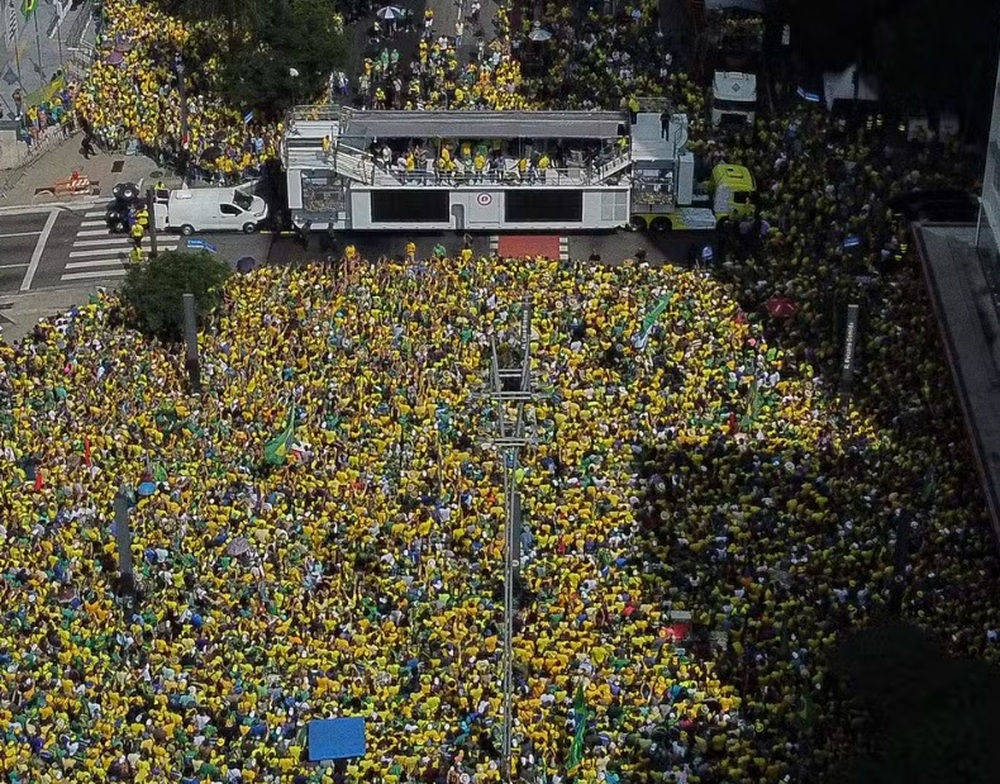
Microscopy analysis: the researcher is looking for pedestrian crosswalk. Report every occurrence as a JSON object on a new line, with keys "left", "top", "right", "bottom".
{"left": 62, "top": 211, "right": 177, "bottom": 283}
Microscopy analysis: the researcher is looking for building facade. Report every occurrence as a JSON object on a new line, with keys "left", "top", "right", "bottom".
{"left": 978, "top": 58, "right": 1000, "bottom": 264}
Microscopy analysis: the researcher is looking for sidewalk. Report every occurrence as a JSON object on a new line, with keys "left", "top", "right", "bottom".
{"left": 1, "top": 130, "right": 177, "bottom": 206}
{"left": 0, "top": 0, "right": 93, "bottom": 105}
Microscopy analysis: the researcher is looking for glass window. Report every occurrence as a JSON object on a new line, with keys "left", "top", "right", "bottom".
{"left": 220, "top": 204, "right": 240, "bottom": 215}
{"left": 233, "top": 191, "right": 253, "bottom": 211}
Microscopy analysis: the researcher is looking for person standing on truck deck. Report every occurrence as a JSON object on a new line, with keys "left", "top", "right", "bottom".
{"left": 627, "top": 96, "right": 640, "bottom": 124}
{"left": 406, "top": 241, "right": 417, "bottom": 261}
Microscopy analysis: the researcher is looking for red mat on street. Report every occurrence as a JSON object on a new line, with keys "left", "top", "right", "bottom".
{"left": 498, "top": 235, "right": 561, "bottom": 260}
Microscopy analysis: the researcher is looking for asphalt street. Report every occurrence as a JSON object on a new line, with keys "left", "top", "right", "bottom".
{"left": 266, "top": 228, "right": 712, "bottom": 268}
{"left": 0, "top": 202, "right": 275, "bottom": 295}
{"left": 0, "top": 211, "right": 46, "bottom": 290}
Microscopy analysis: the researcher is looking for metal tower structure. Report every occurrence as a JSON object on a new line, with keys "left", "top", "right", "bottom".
{"left": 486, "top": 296, "right": 538, "bottom": 784}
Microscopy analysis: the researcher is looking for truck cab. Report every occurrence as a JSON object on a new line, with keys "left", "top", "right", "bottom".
{"left": 627, "top": 107, "right": 756, "bottom": 231}
{"left": 711, "top": 163, "right": 756, "bottom": 219}
{"left": 711, "top": 71, "right": 757, "bottom": 127}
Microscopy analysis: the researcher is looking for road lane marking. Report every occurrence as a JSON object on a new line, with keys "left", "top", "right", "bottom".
{"left": 84, "top": 211, "right": 106, "bottom": 218}
{"left": 20, "top": 209, "right": 58, "bottom": 291}
{"left": 69, "top": 244, "right": 177, "bottom": 258}
{"left": 80, "top": 220, "right": 107, "bottom": 227}
{"left": 0, "top": 263, "right": 30, "bottom": 269}
{"left": 0, "top": 231, "right": 43, "bottom": 238}
{"left": 73, "top": 237, "right": 133, "bottom": 247}
{"left": 61, "top": 270, "right": 130, "bottom": 281}
{"left": 65, "top": 259, "right": 128, "bottom": 269}
{"left": 78, "top": 228, "right": 113, "bottom": 236}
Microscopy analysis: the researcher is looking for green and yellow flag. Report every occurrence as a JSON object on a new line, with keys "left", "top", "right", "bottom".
{"left": 566, "top": 683, "right": 588, "bottom": 774}
{"left": 21, "top": 0, "right": 37, "bottom": 20}
{"left": 263, "top": 405, "right": 295, "bottom": 466}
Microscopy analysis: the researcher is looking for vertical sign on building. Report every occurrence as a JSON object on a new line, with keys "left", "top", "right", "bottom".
{"left": 839, "top": 303, "right": 861, "bottom": 399}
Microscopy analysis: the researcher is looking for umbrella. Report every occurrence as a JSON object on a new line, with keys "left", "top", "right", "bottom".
{"left": 236, "top": 256, "right": 257, "bottom": 274}
{"left": 105, "top": 51, "right": 124, "bottom": 66}
{"left": 227, "top": 536, "right": 252, "bottom": 556}
{"left": 200, "top": 146, "right": 223, "bottom": 162}
{"left": 528, "top": 22, "right": 552, "bottom": 41}
{"left": 376, "top": 5, "right": 404, "bottom": 19}
{"left": 766, "top": 296, "right": 798, "bottom": 318}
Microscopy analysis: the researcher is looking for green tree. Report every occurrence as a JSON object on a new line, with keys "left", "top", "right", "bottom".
{"left": 120, "top": 250, "right": 232, "bottom": 341}
{"left": 160, "top": 0, "right": 345, "bottom": 118}
{"left": 220, "top": 0, "right": 345, "bottom": 117}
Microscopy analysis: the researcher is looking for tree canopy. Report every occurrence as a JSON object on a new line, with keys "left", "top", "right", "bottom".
{"left": 121, "top": 250, "right": 232, "bottom": 341}
{"left": 159, "top": 0, "right": 345, "bottom": 118}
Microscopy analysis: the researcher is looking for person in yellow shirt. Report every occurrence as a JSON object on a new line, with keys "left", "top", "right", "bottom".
{"left": 473, "top": 152, "right": 486, "bottom": 183}
{"left": 405, "top": 240, "right": 417, "bottom": 260}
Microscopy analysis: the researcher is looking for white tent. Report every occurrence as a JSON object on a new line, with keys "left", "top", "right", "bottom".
{"left": 823, "top": 63, "right": 879, "bottom": 110}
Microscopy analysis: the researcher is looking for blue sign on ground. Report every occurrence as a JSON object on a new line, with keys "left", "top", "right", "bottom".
{"left": 308, "top": 718, "right": 366, "bottom": 762}
{"left": 187, "top": 238, "right": 217, "bottom": 253}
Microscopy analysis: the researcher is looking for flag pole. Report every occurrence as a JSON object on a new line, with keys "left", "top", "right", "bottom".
{"left": 31, "top": 3, "right": 42, "bottom": 81}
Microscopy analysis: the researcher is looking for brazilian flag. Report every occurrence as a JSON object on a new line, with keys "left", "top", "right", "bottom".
{"left": 263, "top": 406, "right": 295, "bottom": 466}
{"left": 566, "top": 683, "right": 588, "bottom": 774}
{"left": 21, "top": 0, "right": 36, "bottom": 20}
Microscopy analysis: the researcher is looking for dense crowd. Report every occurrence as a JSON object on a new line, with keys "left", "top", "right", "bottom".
{"left": 357, "top": 3, "right": 532, "bottom": 111}
{"left": 512, "top": 0, "right": 703, "bottom": 130}
{"left": 3, "top": 0, "right": 999, "bottom": 781}
{"left": 1, "top": 253, "right": 838, "bottom": 784}
{"left": 73, "top": 0, "right": 280, "bottom": 180}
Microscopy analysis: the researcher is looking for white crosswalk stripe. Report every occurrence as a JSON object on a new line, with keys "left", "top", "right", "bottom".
{"left": 62, "top": 270, "right": 130, "bottom": 281}
{"left": 62, "top": 214, "right": 177, "bottom": 283}
{"left": 83, "top": 211, "right": 106, "bottom": 218}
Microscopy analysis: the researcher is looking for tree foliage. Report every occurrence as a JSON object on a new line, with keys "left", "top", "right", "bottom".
{"left": 120, "top": 250, "right": 232, "bottom": 341}
{"left": 158, "top": 0, "right": 345, "bottom": 118}
{"left": 829, "top": 620, "right": 1000, "bottom": 784}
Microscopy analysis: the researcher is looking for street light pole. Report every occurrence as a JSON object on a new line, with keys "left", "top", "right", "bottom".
{"left": 146, "top": 188, "right": 158, "bottom": 258}
{"left": 176, "top": 53, "right": 189, "bottom": 185}
{"left": 486, "top": 296, "right": 539, "bottom": 784}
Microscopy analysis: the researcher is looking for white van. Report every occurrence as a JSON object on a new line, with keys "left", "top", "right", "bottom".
{"left": 154, "top": 185, "right": 269, "bottom": 235}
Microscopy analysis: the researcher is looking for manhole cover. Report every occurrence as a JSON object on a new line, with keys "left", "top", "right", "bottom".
{"left": 111, "top": 160, "right": 124, "bottom": 173}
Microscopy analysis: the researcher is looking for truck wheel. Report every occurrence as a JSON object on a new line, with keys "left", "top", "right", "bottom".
{"left": 650, "top": 217, "right": 672, "bottom": 232}
{"left": 629, "top": 215, "right": 647, "bottom": 231}
{"left": 242, "top": 223, "right": 257, "bottom": 234}
{"left": 180, "top": 224, "right": 194, "bottom": 236}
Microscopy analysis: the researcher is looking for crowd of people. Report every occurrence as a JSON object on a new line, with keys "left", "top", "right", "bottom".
{"left": 1, "top": 252, "right": 832, "bottom": 784}
{"left": 356, "top": 4, "right": 532, "bottom": 111}
{"left": 72, "top": 0, "right": 281, "bottom": 181}
{"left": 3, "top": 0, "right": 1000, "bottom": 781}
{"left": 6, "top": 76, "right": 78, "bottom": 147}
{"left": 366, "top": 137, "right": 620, "bottom": 185}
{"left": 510, "top": 0, "right": 703, "bottom": 126}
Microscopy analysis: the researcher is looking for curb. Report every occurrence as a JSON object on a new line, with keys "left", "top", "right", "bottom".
{"left": 0, "top": 196, "right": 106, "bottom": 215}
